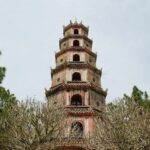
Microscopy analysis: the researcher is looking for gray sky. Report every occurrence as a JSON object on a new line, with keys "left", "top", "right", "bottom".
{"left": 0, "top": 0, "right": 150, "bottom": 102}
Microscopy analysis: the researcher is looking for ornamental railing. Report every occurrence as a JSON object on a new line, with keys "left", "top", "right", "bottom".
{"left": 66, "top": 106, "right": 93, "bottom": 114}
{"left": 66, "top": 81, "right": 88, "bottom": 84}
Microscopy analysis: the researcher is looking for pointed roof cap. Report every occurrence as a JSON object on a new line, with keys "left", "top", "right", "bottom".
{"left": 63, "top": 20, "right": 89, "bottom": 34}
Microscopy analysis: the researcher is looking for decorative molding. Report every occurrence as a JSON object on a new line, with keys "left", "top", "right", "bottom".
{"left": 51, "top": 61, "right": 102, "bottom": 76}
{"left": 55, "top": 47, "right": 97, "bottom": 58}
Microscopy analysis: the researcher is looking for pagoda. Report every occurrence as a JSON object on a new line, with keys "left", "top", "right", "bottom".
{"left": 46, "top": 21, "right": 107, "bottom": 150}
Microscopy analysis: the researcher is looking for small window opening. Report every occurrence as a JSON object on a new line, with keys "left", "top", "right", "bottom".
{"left": 72, "top": 72, "right": 81, "bottom": 81}
{"left": 73, "top": 40, "right": 80, "bottom": 46}
{"left": 74, "top": 29, "right": 79, "bottom": 34}
{"left": 71, "top": 94, "right": 82, "bottom": 106}
{"left": 73, "top": 54, "right": 80, "bottom": 61}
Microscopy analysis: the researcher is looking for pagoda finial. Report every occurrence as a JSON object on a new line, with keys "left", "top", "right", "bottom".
{"left": 70, "top": 20, "right": 72, "bottom": 24}
{"left": 74, "top": 17, "right": 79, "bottom": 24}
{"left": 75, "top": 17, "right": 77, "bottom": 22}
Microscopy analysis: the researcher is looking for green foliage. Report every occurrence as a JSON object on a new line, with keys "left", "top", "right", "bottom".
{"left": 0, "top": 51, "right": 6, "bottom": 84}
{"left": 0, "top": 67, "right": 6, "bottom": 84}
{"left": 0, "top": 87, "right": 16, "bottom": 113}
{"left": 0, "top": 52, "right": 17, "bottom": 114}
{"left": 0, "top": 52, "right": 18, "bottom": 149}
{"left": 124, "top": 85, "right": 150, "bottom": 110}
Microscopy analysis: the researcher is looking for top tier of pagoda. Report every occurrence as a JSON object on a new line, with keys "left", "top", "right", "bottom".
{"left": 55, "top": 21, "right": 96, "bottom": 65}
{"left": 60, "top": 21, "right": 92, "bottom": 50}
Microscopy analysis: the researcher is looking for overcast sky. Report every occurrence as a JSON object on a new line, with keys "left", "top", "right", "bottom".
{"left": 0, "top": 0, "right": 150, "bottom": 102}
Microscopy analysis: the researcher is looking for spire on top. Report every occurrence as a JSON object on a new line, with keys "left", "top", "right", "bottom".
{"left": 69, "top": 19, "right": 83, "bottom": 25}
{"left": 63, "top": 20, "right": 89, "bottom": 35}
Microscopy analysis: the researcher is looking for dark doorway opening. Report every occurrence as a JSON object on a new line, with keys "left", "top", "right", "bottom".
{"left": 73, "top": 54, "right": 80, "bottom": 61}
{"left": 71, "top": 94, "right": 82, "bottom": 106}
{"left": 72, "top": 72, "right": 81, "bottom": 81}
{"left": 73, "top": 40, "right": 79, "bottom": 46}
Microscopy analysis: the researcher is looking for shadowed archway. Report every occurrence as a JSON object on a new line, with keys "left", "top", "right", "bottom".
{"left": 72, "top": 72, "right": 81, "bottom": 81}
{"left": 71, "top": 94, "right": 82, "bottom": 106}
{"left": 73, "top": 54, "right": 80, "bottom": 61}
{"left": 73, "top": 40, "right": 80, "bottom": 46}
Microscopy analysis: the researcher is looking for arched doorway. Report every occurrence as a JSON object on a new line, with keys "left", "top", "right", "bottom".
{"left": 72, "top": 72, "right": 81, "bottom": 81}
{"left": 73, "top": 54, "right": 80, "bottom": 61}
{"left": 74, "top": 29, "right": 79, "bottom": 34}
{"left": 71, "top": 94, "right": 82, "bottom": 106}
{"left": 73, "top": 40, "right": 79, "bottom": 46}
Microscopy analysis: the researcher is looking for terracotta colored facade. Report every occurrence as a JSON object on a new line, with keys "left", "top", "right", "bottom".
{"left": 46, "top": 21, "right": 107, "bottom": 150}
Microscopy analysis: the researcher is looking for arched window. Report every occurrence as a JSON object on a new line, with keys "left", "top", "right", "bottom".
{"left": 71, "top": 94, "right": 82, "bottom": 106}
{"left": 72, "top": 72, "right": 81, "bottom": 81}
{"left": 71, "top": 122, "right": 83, "bottom": 137}
{"left": 73, "top": 54, "right": 80, "bottom": 61}
{"left": 73, "top": 40, "right": 79, "bottom": 46}
{"left": 74, "top": 29, "right": 79, "bottom": 34}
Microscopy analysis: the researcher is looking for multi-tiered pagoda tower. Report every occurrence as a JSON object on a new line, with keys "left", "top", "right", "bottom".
{"left": 46, "top": 21, "right": 107, "bottom": 150}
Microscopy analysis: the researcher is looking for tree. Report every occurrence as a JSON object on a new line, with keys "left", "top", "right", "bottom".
{"left": 124, "top": 86, "right": 150, "bottom": 109}
{"left": 0, "top": 66, "right": 5, "bottom": 84}
{"left": 0, "top": 51, "right": 6, "bottom": 84}
{"left": 91, "top": 94, "right": 150, "bottom": 150}
{"left": 0, "top": 51, "right": 17, "bottom": 113}
{"left": 0, "top": 52, "right": 18, "bottom": 149}
{"left": 0, "top": 52, "right": 67, "bottom": 149}
{"left": 0, "top": 97, "right": 66, "bottom": 150}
